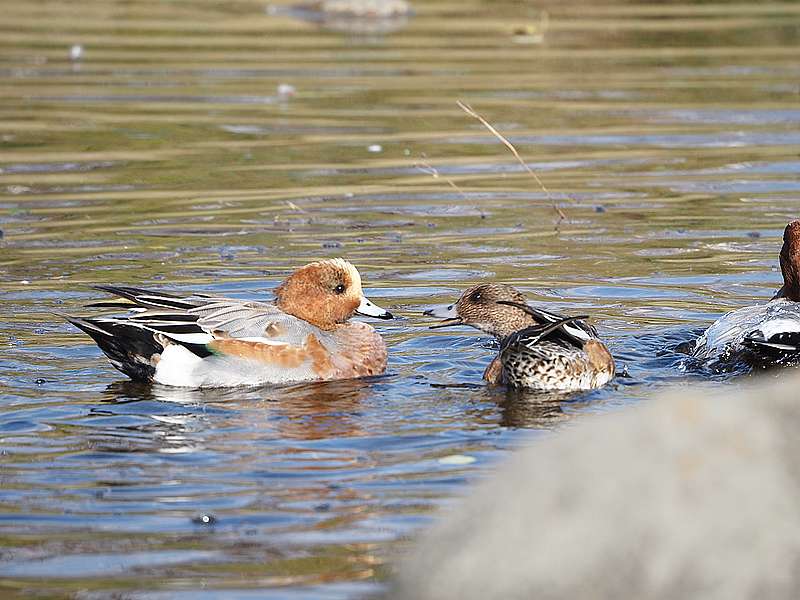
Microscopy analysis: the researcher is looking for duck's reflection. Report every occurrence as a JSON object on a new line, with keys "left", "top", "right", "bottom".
{"left": 498, "top": 392, "right": 569, "bottom": 429}
{"left": 100, "top": 375, "right": 593, "bottom": 451}
{"left": 428, "top": 381, "right": 582, "bottom": 429}
{"left": 257, "top": 378, "right": 373, "bottom": 440}
{"left": 101, "top": 377, "right": 374, "bottom": 443}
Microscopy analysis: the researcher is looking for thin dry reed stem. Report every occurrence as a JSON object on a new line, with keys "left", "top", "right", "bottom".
{"left": 457, "top": 100, "right": 567, "bottom": 223}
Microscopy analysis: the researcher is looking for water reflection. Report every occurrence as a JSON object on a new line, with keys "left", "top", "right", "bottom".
{"left": 498, "top": 392, "right": 570, "bottom": 429}
{"left": 130, "top": 377, "right": 379, "bottom": 441}
{"left": 263, "top": 379, "right": 374, "bottom": 440}
{"left": 2, "top": 0, "right": 800, "bottom": 596}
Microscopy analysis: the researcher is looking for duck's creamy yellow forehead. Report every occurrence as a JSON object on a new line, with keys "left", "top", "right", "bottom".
{"left": 309, "top": 258, "right": 362, "bottom": 289}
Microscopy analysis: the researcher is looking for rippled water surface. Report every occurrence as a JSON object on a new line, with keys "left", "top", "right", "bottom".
{"left": 2, "top": 0, "right": 799, "bottom": 597}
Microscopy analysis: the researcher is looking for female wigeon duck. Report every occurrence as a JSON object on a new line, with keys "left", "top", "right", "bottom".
{"left": 692, "top": 220, "right": 800, "bottom": 366}
{"left": 66, "top": 259, "right": 393, "bottom": 387}
{"left": 424, "top": 283, "right": 615, "bottom": 392}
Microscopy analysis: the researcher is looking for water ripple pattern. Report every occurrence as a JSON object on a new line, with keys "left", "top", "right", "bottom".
{"left": 1, "top": 0, "right": 799, "bottom": 597}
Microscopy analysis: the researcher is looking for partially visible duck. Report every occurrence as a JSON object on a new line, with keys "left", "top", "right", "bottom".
{"left": 692, "top": 220, "right": 800, "bottom": 366}
{"left": 66, "top": 259, "right": 393, "bottom": 387}
{"left": 423, "top": 283, "right": 615, "bottom": 392}
{"left": 278, "top": 0, "right": 412, "bottom": 35}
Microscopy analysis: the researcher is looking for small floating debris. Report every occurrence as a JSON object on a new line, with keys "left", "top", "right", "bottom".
{"left": 595, "top": 205, "right": 606, "bottom": 213}
{"left": 322, "top": 241, "right": 342, "bottom": 249}
{"left": 747, "top": 231, "right": 761, "bottom": 239}
{"left": 69, "top": 44, "right": 83, "bottom": 61}
{"left": 367, "top": 144, "right": 383, "bottom": 153}
{"left": 277, "top": 83, "right": 296, "bottom": 99}
{"left": 511, "top": 11, "right": 548, "bottom": 45}
{"left": 34, "top": 378, "right": 46, "bottom": 385}
{"left": 438, "top": 454, "right": 476, "bottom": 466}
{"left": 192, "top": 514, "right": 217, "bottom": 526}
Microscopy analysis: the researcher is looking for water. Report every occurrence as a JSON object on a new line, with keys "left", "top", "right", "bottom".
{"left": 1, "top": 0, "right": 799, "bottom": 597}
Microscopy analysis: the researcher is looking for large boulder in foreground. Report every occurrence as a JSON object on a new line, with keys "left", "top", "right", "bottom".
{"left": 391, "top": 375, "right": 800, "bottom": 600}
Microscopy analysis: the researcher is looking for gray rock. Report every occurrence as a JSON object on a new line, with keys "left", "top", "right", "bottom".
{"left": 392, "top": 375, "right": 800, "bottom": 600}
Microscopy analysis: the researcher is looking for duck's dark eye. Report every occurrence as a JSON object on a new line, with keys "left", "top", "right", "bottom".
{"left": 334, "top": 283, "right": 346, "bottom": 294}
{"left": 470, "top": 291, "right": 482, "bottom": 302}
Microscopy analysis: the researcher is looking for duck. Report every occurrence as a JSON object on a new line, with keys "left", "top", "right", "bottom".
{"left": 65, "top": 258, "right": 393, "bottom": 387}
{"left": 423, "top": 283, "right": 615, "bottom": 392}
{"left": 691, "top": 220, "right": 800, "bottom": 367}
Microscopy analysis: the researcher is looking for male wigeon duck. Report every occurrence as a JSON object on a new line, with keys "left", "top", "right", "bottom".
{"left": 692, "top": 220, "right": 800, "bottom": 366}
{"left": 66, "top": 259, "right": 393, "bottom": 387}
{"left": 424, "top": 283, "right": 615, "bottom": 392}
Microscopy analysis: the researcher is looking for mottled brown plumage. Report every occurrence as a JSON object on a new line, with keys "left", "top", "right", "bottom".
{"left": 425, "top": 283, "right": 615, "bottom": 392}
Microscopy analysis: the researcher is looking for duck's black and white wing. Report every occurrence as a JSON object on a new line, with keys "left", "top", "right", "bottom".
{"left": 742, "top": 317, "right": 800, "bottom": 361}
{"left": 693, "top": 299, "right": 800, "bottom": 364}
{"left": 84, "top": 285, "right": 299, "bottom": 342}
{"left": 499, "top": 315, "right": 591, "bottom": 356}
{"left": 495, "top": 300, "right": 596, "bottom": 345}
{"left": 66, "top": 286, "right": 311, "bottom": 381}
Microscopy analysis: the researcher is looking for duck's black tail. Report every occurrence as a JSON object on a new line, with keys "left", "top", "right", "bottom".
{"left": 742, "top": 330, "right": 800, "bottom": 364}
{"left": 65, "top": 316, "right": 163, "bottom": 382}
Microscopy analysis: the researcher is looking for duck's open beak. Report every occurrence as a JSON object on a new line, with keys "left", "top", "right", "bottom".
{"left": 356, "top": 296, "right": 393, "bottom": 319}
{"left": 423, "top": 304, "right": 464, "bottom": 329}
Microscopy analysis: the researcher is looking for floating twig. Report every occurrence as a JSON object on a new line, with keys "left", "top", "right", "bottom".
{"left": 284, "top": 200, "right": 307, "bottom": 213}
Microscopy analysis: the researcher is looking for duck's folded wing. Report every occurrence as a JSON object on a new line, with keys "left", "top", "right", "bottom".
{"left": 73, "top": 288, "right": 337, "bottom": 385}
{"left": 525, "top": 305, "right": 598, "bottom": 340}
{"left": 496, "top": 300, "right": 598, "bottom": 342}
{"left": 189, "top": 300, "right": 315, "bottom": 345}
{"left": 91, "top": 287, "right": 315, "bottom": 347}
{"left": 500, "top": 316, "right": 591, "bottom": 354}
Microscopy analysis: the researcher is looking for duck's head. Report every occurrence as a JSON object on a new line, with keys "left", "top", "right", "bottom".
{"left": 780, "top": 220, "right": 800, "bottom": 301}
{"left": 424, "top": 283, "right": 537, "bottom": 338}
{"left": 275, "top": 258, "right": 392, "bottom": 330}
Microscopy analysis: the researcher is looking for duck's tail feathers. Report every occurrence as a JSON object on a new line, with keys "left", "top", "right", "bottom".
{"left": 742, "top": 330, "right": 800, "bottom": 361}
{"left": 65, "top": 315, "right": 164, "bottom": 382}
{"left": 65, "top": 315, "right": 214, "bottom": 382}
